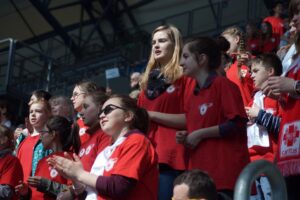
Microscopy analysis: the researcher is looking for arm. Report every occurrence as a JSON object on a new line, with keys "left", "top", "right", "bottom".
{"left": 148, "top": 112, "right": 186, "bottom": 129}
{"left": 255, "top": 110, "right": 281, "bottom": 137}
{"left": 0, "top": 185, "right": 13, "bottom": 200}
{"left": 37, "top": 178, "right": 68, "bottom": 197}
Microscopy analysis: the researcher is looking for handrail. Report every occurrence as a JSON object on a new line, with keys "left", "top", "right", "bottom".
{"left": 234, "top": 160, "right": 287, "bottom": 200}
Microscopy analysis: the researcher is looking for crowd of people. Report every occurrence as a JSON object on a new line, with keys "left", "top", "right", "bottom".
{"left": 0, "top": 0, "right": 300, "bottom": 200}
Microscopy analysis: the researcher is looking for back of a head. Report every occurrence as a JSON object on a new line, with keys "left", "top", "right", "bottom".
{"left": 174, "top": 169, "right": 218, "bottom": 200}
{"left": 0, "top": 124, "right": 14, "bottom": 150}
{"left": 32, "top": 90, "right": 52, "bottom": 101}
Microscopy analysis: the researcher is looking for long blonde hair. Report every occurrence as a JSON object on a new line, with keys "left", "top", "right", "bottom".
{"left": 140, "top": 25, "right": 183, "bottom": 90}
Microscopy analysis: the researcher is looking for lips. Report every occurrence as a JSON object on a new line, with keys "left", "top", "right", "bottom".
{"left": 155, "top": 50, "right": 161, "bottom": 55}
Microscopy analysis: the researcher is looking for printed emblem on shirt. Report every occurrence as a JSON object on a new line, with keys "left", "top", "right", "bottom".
{"left": 79, "top": 127, "right": 86, "bottom": 136}
{"left": 85, "top": 144, "right": 94, "bottom": 155}
{"left": 241, "top": 69, "right": 248, "bottom": 77}
{"left": 79, "top": 149, "right": 85, "bottom": 157}
{"left": 280, "top": 121, "right": 300, "bottom": 158}
{"left": 105, "top": 158, "right": 117, "bottom": 171}
{"left": 199, "top": 103, "right": 213, "bottom": 116}
{"left": 166, "top": 85, "right": 176, "bottom": 93}
{"left": 50, "top": 168, "right": 58, "bottom": 178}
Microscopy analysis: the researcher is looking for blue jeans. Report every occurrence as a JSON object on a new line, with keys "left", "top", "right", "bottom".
{"left": 158, "top": 168, "right": 182, "bottom": 200}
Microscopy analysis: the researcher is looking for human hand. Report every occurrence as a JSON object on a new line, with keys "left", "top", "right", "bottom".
{"left": 27, "top": 176, "right": 43, "bottom": 188}
{"left": 15, "top": 181, "right": 29, "bottom": 196}
{"left": 176, "top": 130, "right": 188, "bottom": 144}
{"left": 185, "top": 130, "right": 203, "bottom": 149}
{"left": 245, "top": 103, "right": 260, "bottom": 120}
{"left": 262, "top": 76, "right": 295, "bottom": 97}
{"left": 57, "top": 189, "right": 73, "bottom": 200}
{"left": 47, "top": 153, "right": 84, "bottom": 180}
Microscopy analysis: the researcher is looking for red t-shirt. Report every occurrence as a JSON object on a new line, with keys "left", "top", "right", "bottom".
{"left": 261, "top": 35, "right": 279, "bottom": 53}
{"left": 31, "top": 152, "right": 71, "bottom": 200}
{"left": 185, "top": 76, "right": 250, "bottom": 190}
{"left": 79, "top": 128, "right": 110, "bottom": 171}
{"left": 248, "top": 95, "right": 280, "bottom": 162}
{"left": 277, "top": 60, "right": 300, "bottom": 176}
{"left": 16, "top": 135, "right": 40, "bottom": 182}
{"left": 0, "top": 153, "right": 23, "bottom": 200}
{"left": 263, "top": 16, "right": 284, "bottom": 38}
{"left": 138, "top": 76, "right": 194, "bottom": 170}
{"left": 247, "top": 38, "right": 261, "bottom": 55}
{"left": 226, "top": 60, "right": 254, "bottom": 106}
{"left": 77, "top": 118, "right": 90, "bottom": 145}
{"left": 98, "top": 133, "right": 158, "bottom": 200}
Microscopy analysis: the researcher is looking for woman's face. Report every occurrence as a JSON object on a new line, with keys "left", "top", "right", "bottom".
{"left": 29, "top": 102, "right": 50, "bottom": 130}
{"left": 180, "top": 44, "right": 200, "bottom": 78}
{"left": 222, "top": 33, "right": 239, "bottom": 54}
{"left": 99, "top": 98, "right": 128, "bottom": 137}
{"left": 71, "top": 86, "right": 86, "bottom": 112}
{"left": 80, "top": 96, "right": 99, "bottom": 127}
{"left": 152, "top": 30, "right": 174, "bottom": 66}
{"left": 292, "top": 4, "right": 300, "bottom": 31}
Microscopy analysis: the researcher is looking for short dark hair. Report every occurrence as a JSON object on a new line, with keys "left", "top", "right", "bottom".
{"left": 32, "top": 89, "right": 52, "bottom": 101}
{"left": 174, "top": 169, "right": 217, "bottom": 200}
{"left": 250, "top": 53, "right": 283, "bottom": 76}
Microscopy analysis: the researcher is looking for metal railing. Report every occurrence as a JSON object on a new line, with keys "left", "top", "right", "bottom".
{"left": 234, "top": 160, "right": 287, "bottom": 200}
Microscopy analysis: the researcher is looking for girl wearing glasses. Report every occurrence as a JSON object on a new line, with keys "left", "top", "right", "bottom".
{"left": 178, "top": 37, "right": 249, "bottom": 198}
{"left": 49, "top": 95, "right": 158, "bottom": 200}
{"left": 0, "top": 125, "right": 23, "bottom": 200}
{"left": 71, "top": 81, "right": 98, "bottom": 145}
{"left": 15, "top": 116, "right": 80, "bottom": 199}
{"left": 15, "top": 100, "right": 52, "bottom": 197}
{"left": 138, "top": 25, "right": 194, "bottom": 200}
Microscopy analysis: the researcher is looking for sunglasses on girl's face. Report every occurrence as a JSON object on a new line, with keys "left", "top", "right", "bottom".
{"left": 98, "top": 104, "right": 126, "bottom": 118}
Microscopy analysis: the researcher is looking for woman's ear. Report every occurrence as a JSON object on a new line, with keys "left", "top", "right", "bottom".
{"left": 124, "top": 111, "right": 134, "bottom": 123}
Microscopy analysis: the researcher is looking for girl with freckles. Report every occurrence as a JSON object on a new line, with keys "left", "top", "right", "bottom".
{"left": 48, "top": 95, "right": 158, "bottom": 200}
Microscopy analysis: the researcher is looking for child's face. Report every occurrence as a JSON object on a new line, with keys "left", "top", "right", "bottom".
{"left": 180, "top": 44, "right": 200, "bottom": 78}
{"left": 40, "top": 128, "right": 53, "bottom": 150}
{"left": 29, "top": 102, "right": 50, "bottom": 130}
{"left": 251, "top": 63, "right": 271, "bottom": 89}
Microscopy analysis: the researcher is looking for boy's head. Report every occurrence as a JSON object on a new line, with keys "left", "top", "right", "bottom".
{"left": 250, "top": 53, "right": 282, "bottom": 89}
{"left": 173, "top": 170, "right": 217, "bottom": 200}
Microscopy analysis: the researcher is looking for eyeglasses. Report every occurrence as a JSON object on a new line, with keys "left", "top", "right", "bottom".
{"left": 39, "top": 130, "right": 50, "bottom": 138}
{"left": 71, "top": 92, "right": 85, "bottom": 98}
{"left": 98, "top": 104, "right": 126, "bottom": 117}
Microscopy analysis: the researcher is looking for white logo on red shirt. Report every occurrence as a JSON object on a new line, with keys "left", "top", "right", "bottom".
{"left": 79, "top": 127, "right": 86, "bottom": 136}
{"left": 280, "top": 121, "right": 300, "bottom": 158}
{"left": 199, "top": 103, "right": 213, "bottom": 116}
{"left": 241, "top": 69, "right": 248, "bottom": 77}
{"left": 79, "top": 149, "right": 85, "bottom": 157}
{"left": 105, "top": 158, "right": 117, "bottom": 172}
{"left": 50, "top": 168, "right": 58, "bottom": 178}
{"left": 85, "top": 144, "right": 94, "bottom": 155}
{"left": 166, "top": 85, "right": 175, "bottom": 93}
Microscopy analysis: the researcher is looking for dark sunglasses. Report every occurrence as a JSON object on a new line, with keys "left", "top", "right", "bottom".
{"left": 98, "top": 104, "right": 126, "bottom": 117}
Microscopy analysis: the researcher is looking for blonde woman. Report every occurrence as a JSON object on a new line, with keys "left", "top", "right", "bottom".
{"left": 138, "top": 25, "right": 193, "bottom": 200}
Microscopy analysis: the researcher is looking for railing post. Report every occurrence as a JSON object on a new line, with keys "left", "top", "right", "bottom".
{"left": 234, "top": 160, "right": 287, "bottom": 200}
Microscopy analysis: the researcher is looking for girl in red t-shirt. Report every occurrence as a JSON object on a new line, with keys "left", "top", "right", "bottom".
{"left": 49, "top": 95, "right": 158, "bottom": 200}
{"left": 222, "top": 26, "right": 254, "bottom": 106}
{"left": 71, "top": 81, "right": 98, "bottom": 145}
{"left": 16, "top": 116, "right": 81, "bottom": 199}
{"left": 0, "top": 125, "right": 23, "bottom": 200}
{"left": 177, "top": 37, "right": 250, "bottom": 198}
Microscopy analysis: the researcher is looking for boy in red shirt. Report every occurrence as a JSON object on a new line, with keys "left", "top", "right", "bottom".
{"left": 245, "top": 53, "right": 282, "bottom": 200}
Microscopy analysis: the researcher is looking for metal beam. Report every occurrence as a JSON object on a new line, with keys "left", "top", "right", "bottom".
{"left": 119, "top": 0, "right": 139, "bottom": 31}
{"left": 80, "top": 0, "right": 109, "bottom": 46}
{"left": 29, "top": 0, "right": 81, "bottom": 57}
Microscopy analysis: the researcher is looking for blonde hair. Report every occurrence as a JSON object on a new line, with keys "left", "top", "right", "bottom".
{"left": 140, "top": 25, "right": 183, "bottom": 90}
{"left": 222, "top": 26, "right": 245, "bottom": 53}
